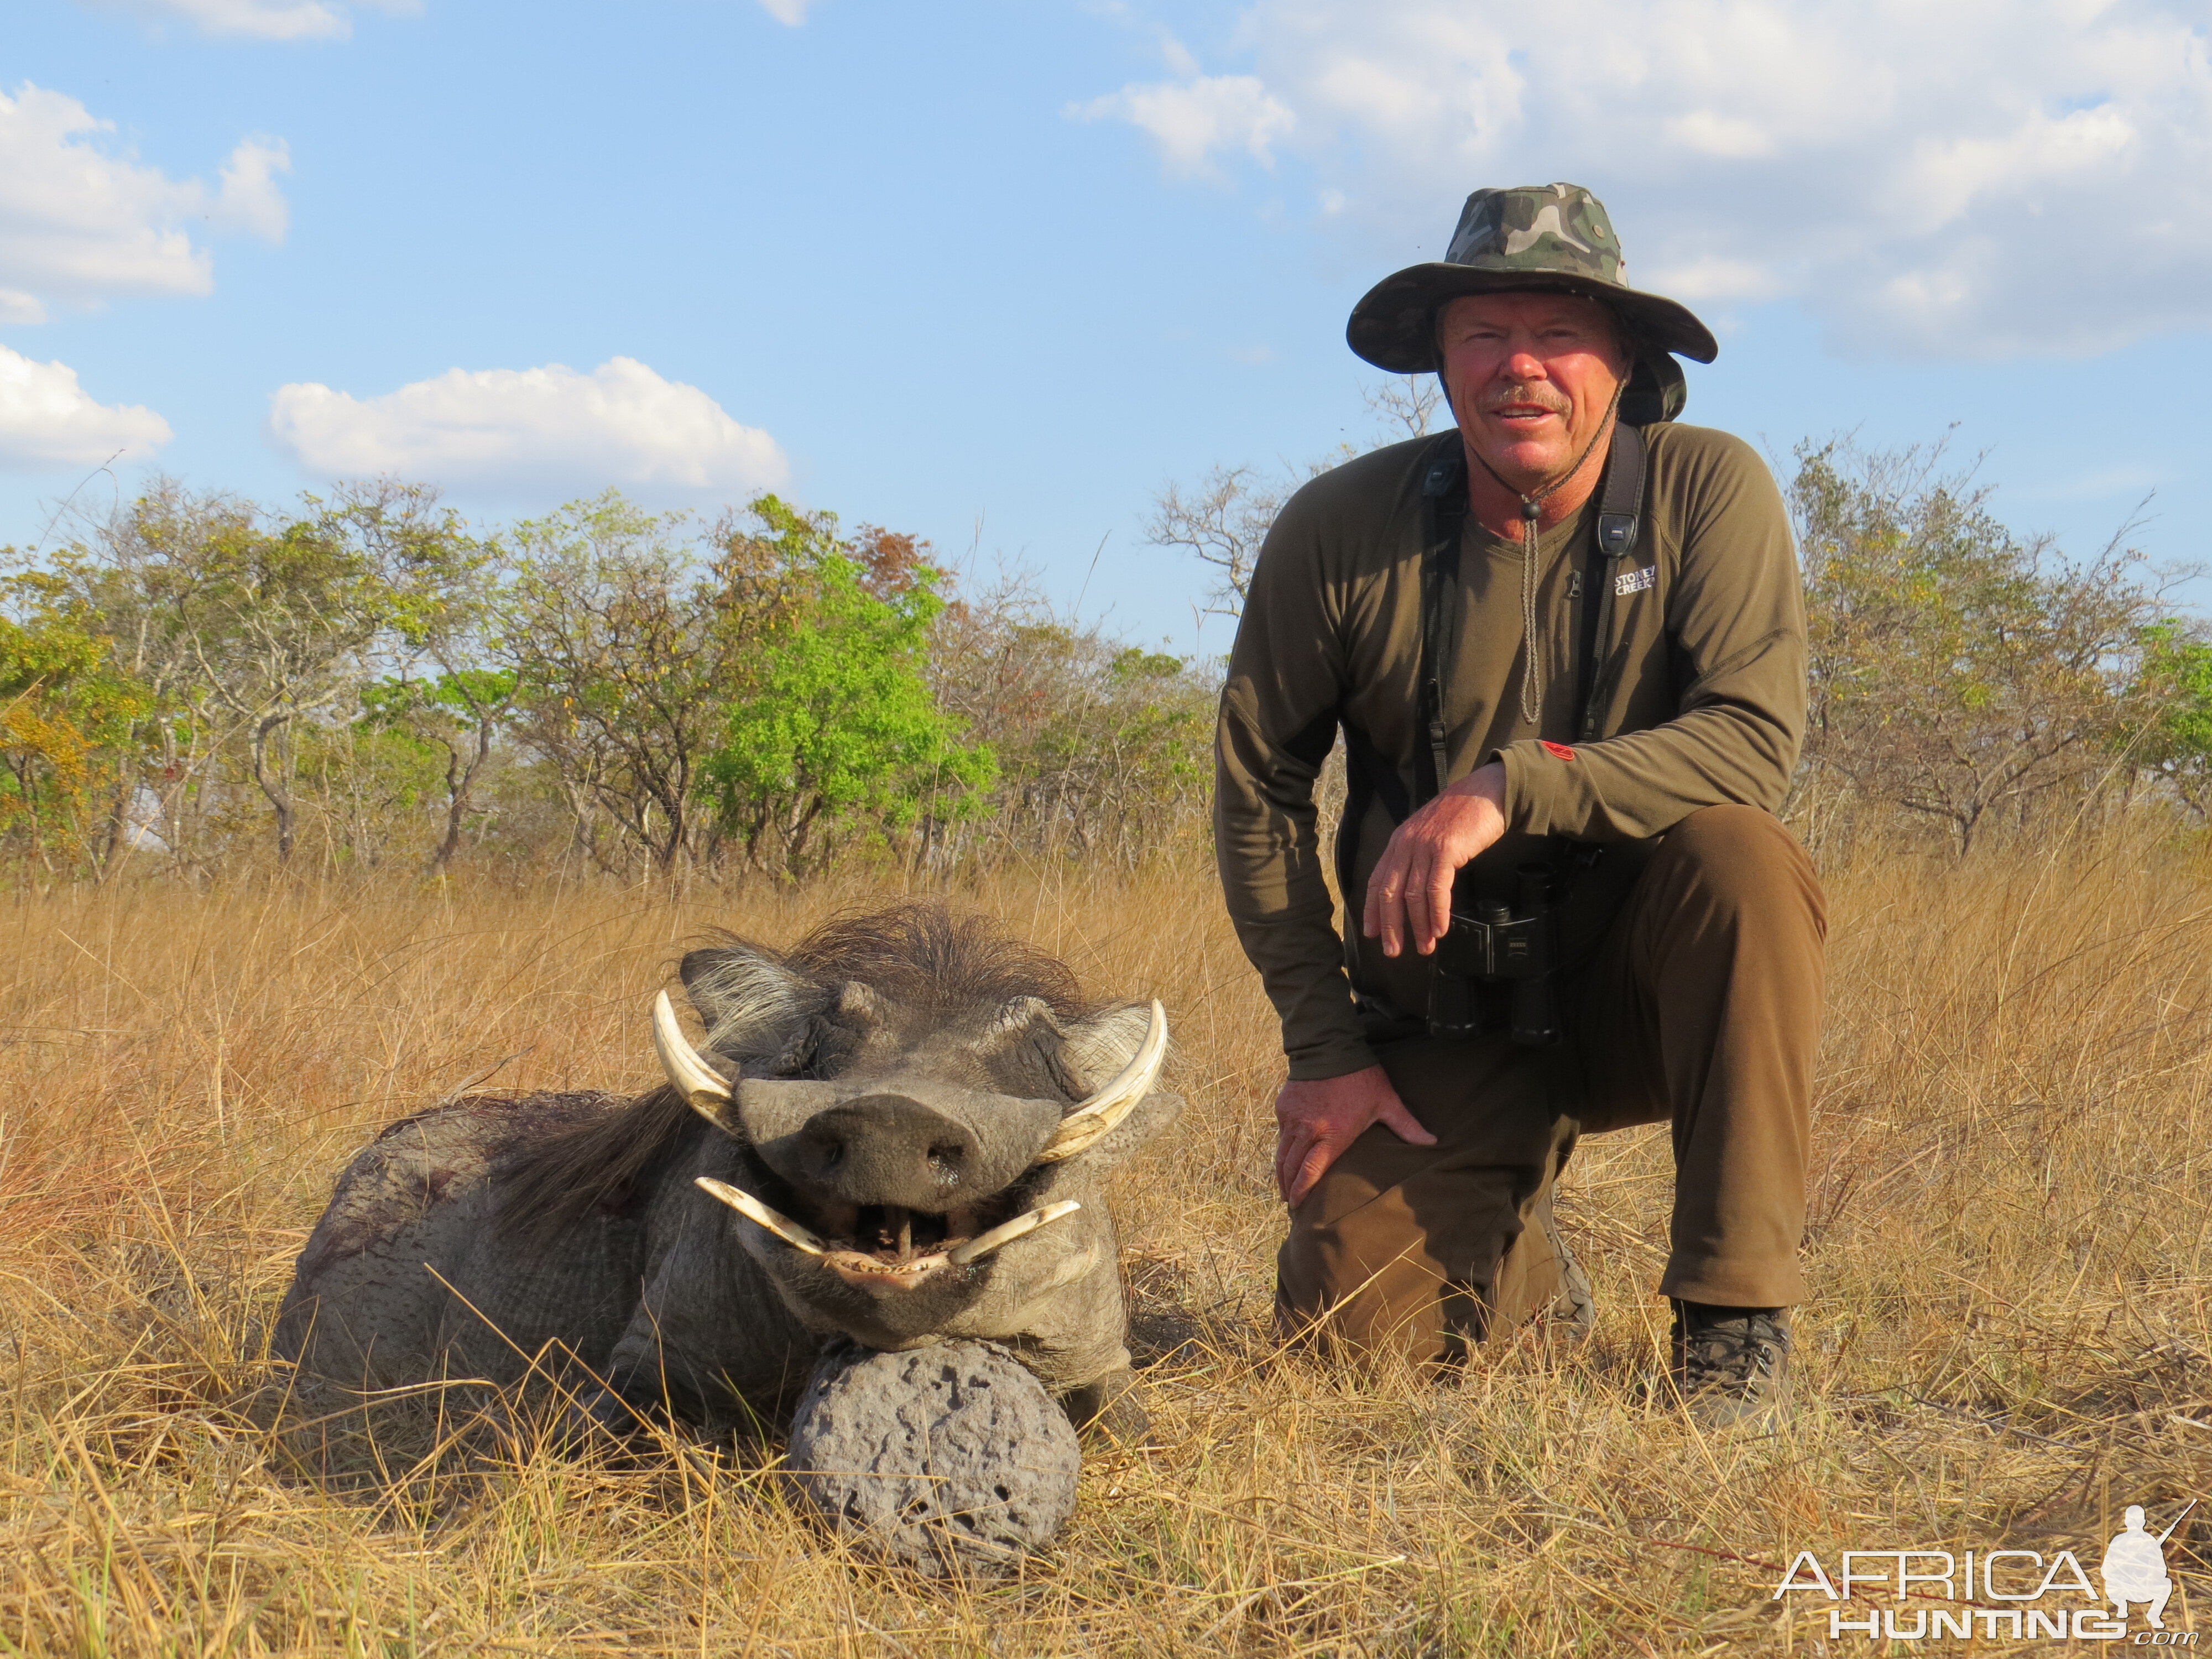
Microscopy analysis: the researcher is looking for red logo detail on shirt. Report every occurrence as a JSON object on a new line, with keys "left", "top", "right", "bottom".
{"left": 1541, "top": 741, "right": 1576, "bottom": 761}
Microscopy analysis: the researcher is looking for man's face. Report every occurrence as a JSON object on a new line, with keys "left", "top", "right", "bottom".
{"left": 1438, "top": 292, "right": 1631, "bottom": 491}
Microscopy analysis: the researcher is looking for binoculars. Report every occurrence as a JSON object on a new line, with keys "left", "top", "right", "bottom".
{"left": 1426, "top": 861, "right": 1563, "bottom": 1046}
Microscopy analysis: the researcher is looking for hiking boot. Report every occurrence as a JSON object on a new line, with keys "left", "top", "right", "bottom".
{"left": 1670, "top": 1301, "right": 1791, "bottom": 1429}
{"left": 1542, "top": 1209, "right": 1597, "bottom": 1344}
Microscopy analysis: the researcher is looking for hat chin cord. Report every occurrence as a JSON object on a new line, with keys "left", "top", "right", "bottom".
{"left": 1455, "top": 380, "right": 1625, "bottom": 727}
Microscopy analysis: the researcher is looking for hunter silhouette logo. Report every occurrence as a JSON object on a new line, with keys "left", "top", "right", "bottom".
{"left": 1772, "top": 1499, "right": 2199, "bottom": 1643}
{"left": 2104, "top": 1501, "right": 2194, "bottom": 1631}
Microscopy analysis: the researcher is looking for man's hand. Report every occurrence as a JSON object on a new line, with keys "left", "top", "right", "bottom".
{"left": 1361, "top": 761, "right": 1509, "bottom": 957}
{"left": 1275, "top": 1065, "right": 1437, "bottom": 1207}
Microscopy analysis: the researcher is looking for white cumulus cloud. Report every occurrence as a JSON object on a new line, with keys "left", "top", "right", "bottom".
{"left": 0, "top": 346, "right": 171, "bottom": 471}
{"left": 753, "top": 0, "right": 818, "bottom": 23}
{"left": 81, "top": 0, "right": 419, "bottom": 42}
{"left": 0, "top": 82, "right": 289, "bottom": 321}
{"left": 1077, "top": 74, "right": 1295, "bottom": 176}
{"left": 267, "top": 357, "right": 791, "bottom": 497}
{"left": 1083, "top": 0, "right": 2212, "bottom": 358}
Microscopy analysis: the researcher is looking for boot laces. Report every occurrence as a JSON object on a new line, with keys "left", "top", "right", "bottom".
{"left": 1678, "top": 1308, "right": 1789, "bottom": 1392}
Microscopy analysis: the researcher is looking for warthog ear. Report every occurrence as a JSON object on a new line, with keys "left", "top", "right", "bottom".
{"left": 680, "top": 945, "right": 821, "bottom": 1062}
{"left": 832, "top": 980, "right": 880, "bottom": 1025}
{"left": 1034, "top": 1000, "right": 1181, "bottom": 1169}
{"left": 1057, "top": 1003, "right": 1157, "bottom": 1098}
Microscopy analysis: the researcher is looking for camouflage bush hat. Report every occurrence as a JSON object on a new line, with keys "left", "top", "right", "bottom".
{"left": 1346, "top": 182, "right": 1719, "bottom": 375}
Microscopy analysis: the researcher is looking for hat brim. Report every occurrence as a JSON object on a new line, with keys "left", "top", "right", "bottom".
{"left": 1346, "top": 264, "right": 1719, "bottom": 374}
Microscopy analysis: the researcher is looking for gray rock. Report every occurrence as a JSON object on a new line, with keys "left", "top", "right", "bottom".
{"left": 784, "top": 1339, "right": 1081, "bottom": 1575}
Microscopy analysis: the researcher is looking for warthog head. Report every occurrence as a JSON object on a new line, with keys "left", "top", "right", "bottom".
{"left": 649, "top": 911, "right": 1174, "bottom": 1342}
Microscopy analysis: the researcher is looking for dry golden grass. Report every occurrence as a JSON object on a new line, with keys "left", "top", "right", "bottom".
{"left": 2, "top": 838, "right": 2209, "bottom": 1655}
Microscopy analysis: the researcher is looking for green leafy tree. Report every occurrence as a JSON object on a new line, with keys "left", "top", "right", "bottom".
{"left": 294, "top": 714, "right": 448, "bottom": 870}
{"left": 0, "top": 571, "right": 149, "bottom": 869}
{"left": 52, "top": 482, "right": 263, "bottom": 869}
{"left": 928, "top": 577, "right": 1218, "bottom": 867}
{"left": 702, "top": 550, "right": 994, "bottom": 879}
{"left": 359, "top": 667, "right": 519, "bottom": 873}
{"left": 300, "top": 481, "right": 499, "bottom": 870}
{"left": 1793, "top": 441, "right": 2170, "bottom": 853}
{"left": 163, "top": 504, "right": 392, "bottom": 862}
{"left": 2132, "top": 622, "right": 2212, "bottom": 818}
{"left": 494, "top": 492, "right": 826, "bottom": 874}
{"left": 49, "top": 477, "right": 484, "bottom": 869}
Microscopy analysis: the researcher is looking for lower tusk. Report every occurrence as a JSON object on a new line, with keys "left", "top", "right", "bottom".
{"left": 695, "top": 1176, "right": 826, "bottom": 1256}
{"left": 945, "top": 1199, "right": 1082, "bottom": 1266}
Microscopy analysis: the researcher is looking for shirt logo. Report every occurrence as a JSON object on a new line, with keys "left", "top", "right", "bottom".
{"left": 1615, "top": 565, "right": 1657, "bottom": 597}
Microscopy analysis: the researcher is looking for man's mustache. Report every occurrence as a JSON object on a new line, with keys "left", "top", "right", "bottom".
{"left": 1480, "top": 385, "right": 1573, "bottom": 417}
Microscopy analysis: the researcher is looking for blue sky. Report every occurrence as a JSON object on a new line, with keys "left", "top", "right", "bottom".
{"left": 6, "top": 0, "right": 2210, "bottom": 656}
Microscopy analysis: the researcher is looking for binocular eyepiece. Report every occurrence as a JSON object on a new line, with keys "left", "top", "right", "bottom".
{"left": 1426, "top": 862, "right": 1563, "bottom": 1046}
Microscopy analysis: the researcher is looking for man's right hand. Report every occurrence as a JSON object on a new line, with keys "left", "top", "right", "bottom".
{"left": 1274, "top": 1065, "right": 1437, "bottom": 1207}
{"left": 1361, "top": 761, "right": 1509, "bottom": 958}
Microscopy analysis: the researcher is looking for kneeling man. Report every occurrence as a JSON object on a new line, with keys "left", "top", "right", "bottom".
{"left": 1214, "top": 182, "right": 1824, "bottom": 1426}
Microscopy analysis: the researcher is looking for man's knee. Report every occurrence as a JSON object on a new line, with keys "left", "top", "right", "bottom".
{"left": 1276, "top": 1158, "right": 1560, "bottom": 1373}
{"left": 1276, "top": 1254, "right": 1467, "bottom": 1375}
{"left": 1651, "top": 805, "right": 1825, "bottom": 939}
{"left": 1276, "top": 1169, "right": 1447, "bottom": 1361}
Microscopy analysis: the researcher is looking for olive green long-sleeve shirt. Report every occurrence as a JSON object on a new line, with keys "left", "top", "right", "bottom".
{"left": 1214, "top": 422, "right": 1807, "bottom": 1081}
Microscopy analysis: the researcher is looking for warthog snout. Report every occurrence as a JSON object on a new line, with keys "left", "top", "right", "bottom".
{"left": 795, "top": 1097, "right": 980, "bottom": 1211}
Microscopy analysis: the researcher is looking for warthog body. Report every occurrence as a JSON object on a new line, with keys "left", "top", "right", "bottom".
{"left": 274, "top": 906, "right": 1179, "bottom": 1431}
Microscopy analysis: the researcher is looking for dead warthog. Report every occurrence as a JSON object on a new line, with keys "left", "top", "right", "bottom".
{"left": 273, "top": 904, "right": 1177, "bottom": 1436}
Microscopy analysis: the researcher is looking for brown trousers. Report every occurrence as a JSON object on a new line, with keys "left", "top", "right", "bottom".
{"left": 1277, "top": 806, "right": 1826, "bottom": 1369}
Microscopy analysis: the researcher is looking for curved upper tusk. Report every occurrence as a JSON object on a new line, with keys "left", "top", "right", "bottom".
{"left": 1032, "top": 999, "right": 1167, "bottom": 1164}
{"left": 946, "top": 1199, "right": 1082, "bottom": 1265}
{"left": 654, "top": 989, "right": 733, "bottom": 1113}
{"left": 695, "top": 1176, "right": 826, "bottom": 1255}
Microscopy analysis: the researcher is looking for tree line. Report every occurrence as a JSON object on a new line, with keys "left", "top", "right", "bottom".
{"left": 4, "top": 415, "right": 2208, "bottom": 885}
{"left": 0, "top": 481, "right": 1213, "bottom": 882}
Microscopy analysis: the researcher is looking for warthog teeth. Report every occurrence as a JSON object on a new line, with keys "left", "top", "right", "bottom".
{"left": 696, "top": 1180, "right": 1077, "bottom": 1274}
{"left": 1033, "top": 998, "right": 1168, "bottom": 1164}
{"left": 945, "top": 1199, "right": 1083, "bottom": 1265}
{"left": 694, "top": 1176, "right": 826, "bottom": 1256}
{"left": 654, "top": 990, "right": 734, "bottom": 1113}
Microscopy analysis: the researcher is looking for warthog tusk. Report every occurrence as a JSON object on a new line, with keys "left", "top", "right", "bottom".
{"left": 697, "top": 1178, "right": 1073, "bottom": 1272}
{"left": 946, "top": 1199, "right": 1083, "bottom": 1265}
{"left": 654, "top": 990, "right": 734, "bottom": 1112}
{"left": 698, "top": 1180, "right": 1077, "bottom": 1275}
{"left": 695, "top": 1176, "right": 826, "bottom": 1256}
{"left": 1032, "top": 999, "right": 1167, "bottom": 1164}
